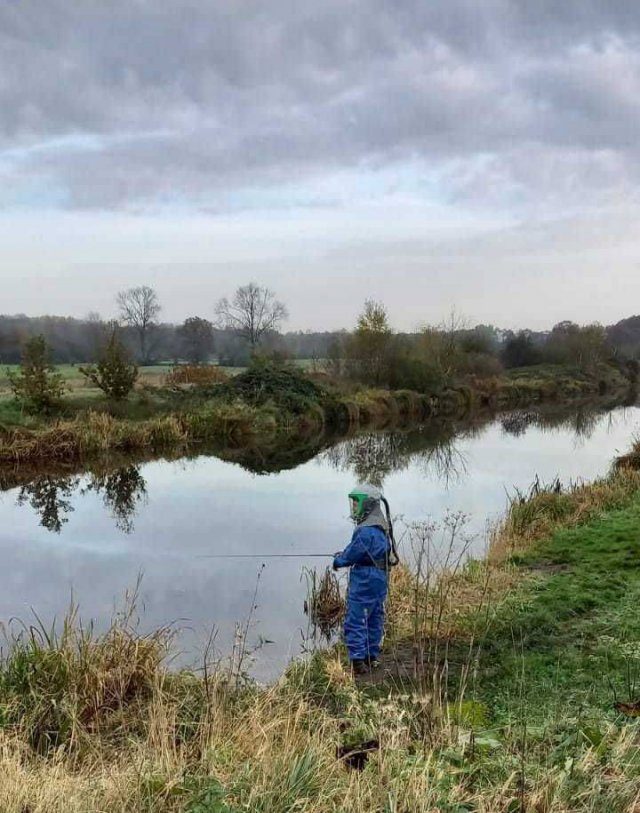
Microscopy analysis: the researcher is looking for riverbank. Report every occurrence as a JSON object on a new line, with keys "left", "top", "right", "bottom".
{"left": 1, "top": 443, "right": 640, "bottom": 810}
{"left": 0, "top": 360, "right": 633, "bottom": 467}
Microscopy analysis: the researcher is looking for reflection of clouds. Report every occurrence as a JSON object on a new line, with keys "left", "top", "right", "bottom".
{"left": 0, "top": 531, "right": 311, "bottom": 679}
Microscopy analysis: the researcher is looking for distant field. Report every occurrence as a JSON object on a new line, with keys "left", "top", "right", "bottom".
{"left": 0, "top": 364, "right": 167, "bottom": 387}
{"left": 0, "top": 359, "right": 316, "bottom": 398}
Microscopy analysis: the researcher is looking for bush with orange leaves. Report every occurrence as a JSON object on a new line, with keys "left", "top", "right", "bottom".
{"left": 164, "top": 364, "right": 229, "bottom": 386}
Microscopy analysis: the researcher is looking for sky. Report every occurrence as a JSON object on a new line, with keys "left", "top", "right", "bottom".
{"left": 1, "top": 0, "right": 639, "bottom": 331}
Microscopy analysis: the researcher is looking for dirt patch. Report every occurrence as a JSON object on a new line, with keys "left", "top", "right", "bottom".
{"left": 527, "top": 561, "right": 570, "bottom": 575}
{"left": 354, "top": 639, "right": 468, "bottom": 686}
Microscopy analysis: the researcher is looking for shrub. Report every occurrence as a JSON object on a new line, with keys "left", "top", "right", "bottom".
{"left": 213, "top": 360, "right": 327, "bottom": 414}
{"left": 0, "top": 608, "right": 168, "bottom": 753}
{"left": 165, "top": 364, "right": 229, "bottom": 386}
{"left": 80, "top": 330, "right": 138, "bottom": 400}
{"left": 455, "top": 351, "right": 503, "bottom": 378}
{"left": 386, "top": 353, "right": 447, "bottom": 393}
{"left": 501, "top": 330, "right": 541, "bottom": 368}
{"left": 8, "top": 335, "right": 66, "bottom": 414}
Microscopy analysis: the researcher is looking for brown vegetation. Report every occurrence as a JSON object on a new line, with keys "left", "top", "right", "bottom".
{"left": 164, "top": 365, "right": 229, "bottom": 386}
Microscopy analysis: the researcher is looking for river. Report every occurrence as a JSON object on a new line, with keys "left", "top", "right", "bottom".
{"left": 1, "top": 398, "right": 638, "bottom": 680}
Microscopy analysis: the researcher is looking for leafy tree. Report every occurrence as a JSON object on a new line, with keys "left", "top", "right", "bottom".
{"left": 607, "top": 314, "right": 640, "bottom": 359}
{"left": 325, "top": 335, "right": 345, "bottom": 377}
{"left": 116, "top": 285, "right": 161, "bottom": 364}
{"left": 345, "top": 300, "right": 394, "bottom": 385}
{"left": 501, "top": 330, "right": 541, "bottom": 368}
{"left": 8, "top": 335, "right": 65, "bottom": 413}
{"left": 85, "top": 311, "right": 108, "bottom": 360}
{"left": 544, "top": 321, "right": 608, "bottom": 369}
{"left": 80, "top": 328, "right": 138, "bottom": 400}
{"left": 177, "top": 316, "right": 214, "bottom": 364}
{"left": 215, "top": 282, "right": 288, "bottom": 350}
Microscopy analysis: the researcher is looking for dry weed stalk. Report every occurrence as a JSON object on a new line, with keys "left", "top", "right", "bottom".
{"left": 304, "top": 567, "right": 345, "bottom": 639}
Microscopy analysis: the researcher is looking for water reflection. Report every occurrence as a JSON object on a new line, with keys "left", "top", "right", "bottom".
{"left": 322, "top": 419, "right": 480, "bottom": 487}
{"left": 16, "top": 465, "right": 147, "bottom": 534}
{"left": 499, "top": 402, "right": 635, "bottom": 446}
{"left": 1, "top": 395, "right": 638, "bottom": 680}
{"left": 82, "top": 466, "right": 148, "bottom": 534}
{"left": 17, "top": 475, "right": 79, "bottom": 533}
{"left": 322, "top": 400, "right": 640, "bottom": 488}
{"left": 10, "top": 398, "right": 637, "bottom": 534}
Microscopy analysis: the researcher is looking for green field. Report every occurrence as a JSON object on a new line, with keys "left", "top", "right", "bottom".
{"left": 0, "top": 363, "right": 170, "bottom": 386}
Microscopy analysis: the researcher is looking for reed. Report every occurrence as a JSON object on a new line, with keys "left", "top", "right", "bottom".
{"left": 0, "top": 403, "right": 267, "bottom": 466}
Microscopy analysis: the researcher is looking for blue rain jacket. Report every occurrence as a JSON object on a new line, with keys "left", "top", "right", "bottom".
{"left": 333, "top": 525, "right": 391, "bottom": 661}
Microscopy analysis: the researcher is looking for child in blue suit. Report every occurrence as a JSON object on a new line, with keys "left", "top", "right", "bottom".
{"left": 333, "top": 483, "right": 392, "bottom": 675}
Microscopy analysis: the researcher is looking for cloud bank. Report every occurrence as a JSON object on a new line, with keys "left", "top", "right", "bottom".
{"left": 0, "top": 1, "right": 638, "bottom": 327}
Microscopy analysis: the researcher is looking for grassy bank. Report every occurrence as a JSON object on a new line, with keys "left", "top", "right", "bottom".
{"left": 0, "top": 360, "right": 633, "bottom": 467}
{"left": 1, "top": 447, "right": 640, "bottom": 809}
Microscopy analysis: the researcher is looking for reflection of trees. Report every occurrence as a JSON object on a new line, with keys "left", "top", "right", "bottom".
{"left": 419, "top": 438, "right": 468, "bottom": 486}
{"left": 84, "top": 466, "right": 147, "bottom": 534}
{"left": 571, "top": 407, "right": 602, "bottom": 442}
{"left": 213, "top": 428, "right": 338, "bottom": 475}
{"left": 322, "top": 424, "right": 472, "bottom": 488}
{"left": 15, "top": 465, "right": 147, "bottom": 534}
{"left": 500, "top": 402, "right": 618, "bottom": 444}
{"left": 500, "top": 411, "right": 538, "bottom": 437}
{"left": 17, "top": 475, "right": 79, "bottom": 533}
{"left": 323, "top": 433, "right": 409, "bottom": 486}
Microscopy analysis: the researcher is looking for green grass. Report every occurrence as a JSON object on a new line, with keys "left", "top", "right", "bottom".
{"left": 506, "top": 363, "right": 589, "bottom": 380}
{"left": 474, "top": 497, "right": 640, "bottom": 725}
{"left": 0, "top": 363, "right": 169, "bottom": 381}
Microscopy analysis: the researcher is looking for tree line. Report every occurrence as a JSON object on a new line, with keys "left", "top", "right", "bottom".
{"left": 1, "top": 282, "right": 640, "bottom": 375}
{"left": 0, "top": 283, "right": 292, "bottom": 367}
{"left": 334, "top": 302, "right": 640, "bottom": 393}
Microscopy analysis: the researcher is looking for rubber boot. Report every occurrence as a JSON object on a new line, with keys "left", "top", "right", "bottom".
{"left": 351, "top": 659, "right": 369, "bottom": 675}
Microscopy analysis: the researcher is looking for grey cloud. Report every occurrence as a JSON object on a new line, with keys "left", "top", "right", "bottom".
{"left": 2, "top": 1, "right": 640, "bottom": 210}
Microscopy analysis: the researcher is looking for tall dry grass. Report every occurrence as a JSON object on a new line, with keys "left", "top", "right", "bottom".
{"left": 1, "top": 604, "right": 639, "bottom": 812}
{"left": 0, "top": 402, "right": 266, "bottom": 466}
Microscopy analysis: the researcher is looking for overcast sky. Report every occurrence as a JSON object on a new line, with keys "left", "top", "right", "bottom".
{"left": 1, "top": 1, "right": 639, "bottom": 331}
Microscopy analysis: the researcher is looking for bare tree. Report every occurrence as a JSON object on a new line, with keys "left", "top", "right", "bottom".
{"left": 116, "top": 286, "right": 161, "bottom": 364}
{"left": 215, "top": 282, "right": 288, "bottom": 350}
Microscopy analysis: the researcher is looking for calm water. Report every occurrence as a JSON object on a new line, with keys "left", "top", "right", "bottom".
{"left": 1, "top": 400, "right": 638, "bottom": 679}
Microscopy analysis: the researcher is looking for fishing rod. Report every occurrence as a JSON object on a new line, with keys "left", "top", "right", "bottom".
{"left": 197, "top": 553, "right": 334, "bottom": 560}
{"left": 198, "top": 495, "right": 400, "bottom": 564}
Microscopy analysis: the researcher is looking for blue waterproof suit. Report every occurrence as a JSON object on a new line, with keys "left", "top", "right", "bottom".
{"left": 333, "top": 525, "right": 391, "bottom": 661}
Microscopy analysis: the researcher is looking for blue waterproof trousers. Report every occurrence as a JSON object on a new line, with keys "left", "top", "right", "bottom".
{"left": 344, "top": 569, "right": 387, "bottom": 660}
{"left": 333, "top": 525, "right": 390, "bottom": 662}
